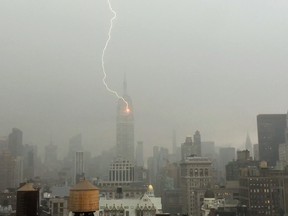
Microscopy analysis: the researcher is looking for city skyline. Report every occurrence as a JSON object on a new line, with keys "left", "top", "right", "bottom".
{"left": 1, "top": 0, "right": 288, "bottom": 158}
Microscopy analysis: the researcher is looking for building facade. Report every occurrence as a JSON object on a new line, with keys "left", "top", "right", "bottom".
{"left": 257, "top": 114, "right": 286, "bottom": 166}
{"left": 136, "top": 141, "right": 144, "bottom": 167}
{"left": 116, "top": 77, "right": 134, "bottom": 162}
{"left": 75, "top": 151, "right": 85, "bottom": 184}
{"left": 239, "top": 166, "right": 288, "bottom": 216}
{"left": 181, "top": 131, "right": 202, "bottom": 161}
{"left": 98, "top": 186, "right": 162, "bottom": 216}
{"left": 180, "top": 156, "right": 213, "bottom": 216}
{"left": 8, "top": 128, "right": 23, "bottom": 157}
{"left": 108, "top": 158, "right": 135, "bottom": 183}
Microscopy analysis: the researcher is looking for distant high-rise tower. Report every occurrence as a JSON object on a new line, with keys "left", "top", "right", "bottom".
{"left": 75, "top": 151, "right": 85, "bottom": 184}
{"left": 193, "top": 130, "right": 201, "bottom": 156}
{"left": 44, "top": 142, "right": 58, "bottom": 170}
{"left": 136, "top": 141, "right": 144, "bottom": 167}
{"left": 68, "top": 134, "right": 83, "bottom": 160}
{"left": 181, "top": 131, "right": 202, "bottom": 160}
{"left": 253, "top": 144, "right": 259, "bottom": 161}
{"left": 116, "top": 76, "right": 134, "bottom": 162}
{"left": 8, "top": 128, "right": 23, "bottom": 157}
{"left": 245, "top": 134, "right": 253, "bottom": 153}
{"left": 172, "top": 130, "right": 177, "bottom": 154}
{"left": 257, "top": 114, "right": 286, "bottom": 166}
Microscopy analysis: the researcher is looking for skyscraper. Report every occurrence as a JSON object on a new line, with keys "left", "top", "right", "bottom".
{"left": 75, "top": 151, "right": 85, "bottom": 184}
{"left": 136, "top": 141, "right": 144, "bottom": 167}
{"left": 8, "top": 128, "right": 23, "bottom": 157}
{"left": 180, "top": 155, "right": 212, "bottom": 216}
{"left": 116, "top": 76, "right": 134, "bottom": 162}
{"left": 44, "top": 142, "right": 58, "bottom": 170}
{"left": 218, "top": 147, "right": 235, "bottom": 182}
{"left": 245, "top": 134, "right": 253, "bottom": 153}
{"left": 68, "top": 134, "right": 83, "bottom": 160}
{"left": 193, "top": 130, "right": 201, "bottom": 156}
{"left": 181, "top": 131, "right": 202, "bottom": 161}
{"left": 257, "top": 114, "right": 286, "bottom": 166}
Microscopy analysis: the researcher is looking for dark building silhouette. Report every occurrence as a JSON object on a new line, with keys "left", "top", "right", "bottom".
{"left": 245, "top": 134, "right": 253, "bottom": 154}
{"left": 193, "top": 130, "right": 201, "bottom": 156}
{"left": 257, "top": 114, "right": 286, "bottom": 166}
{"left": 116, "top": 76, "right": 134, "bottom": 162}
{"left": 16, "top": 183, "right": 39, "bottom": 216}
{"left": 8, "top": 128, "right": 23, "bottom": 157}
{"left": 181, "top": 131, "right": 202, "bottom": 161}
{"left": 23, "top": 144, "right": 35, "bottom": 180}
{"left": 226, "top": 150, "right": 258, "bottom": 181}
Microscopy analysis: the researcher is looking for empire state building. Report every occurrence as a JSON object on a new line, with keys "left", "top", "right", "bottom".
{"left": 116, "top": 77, "right": 134, "bottom": 162}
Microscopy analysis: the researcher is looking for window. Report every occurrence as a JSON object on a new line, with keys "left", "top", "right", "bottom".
{"left": 200, "top": 169, "right": 203, "bottom": 176}
{"left": 205, "top": 169, "right": 208, "bottom": 176}
{"left": 190, "top": 169, "right": 193, "bottom": 176}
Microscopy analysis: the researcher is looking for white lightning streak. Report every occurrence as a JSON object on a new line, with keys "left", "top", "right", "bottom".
{"left": 102, "top": 0, "right": 129, "bottom": 111}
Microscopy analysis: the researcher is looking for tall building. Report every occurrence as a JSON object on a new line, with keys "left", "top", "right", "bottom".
{"left": 201, "top": 141, "right": 216, "bottom": 158}
{"left": 279, "top": 143, "right": 288, "bottom": 163}
{"left": 181, "top": 131, "right": 202, "bottom": 161}
{"left": 23, "top": 144, "right": 35, "bottom": 180}
{"left": 68, "top": 134, "right": 83, "bottom": 160}
{"left": 218, "top": 147, "right": 235, "bottom": 183}
{"left": 253, "top": 144, "right": 259, "bottom": 161}
{"left": 245, "top": 134, "right": 253, "bottom": 154}
{"left": 181, "top": 137, "right": 193, "bottom": 161}
{"left": 180, "top": 155, "right": 213, "bottom": 216}
{"left": 136, "top": 141, "right": 144, "bottom": 167}
{"left": 8, "top": 128, "right": 23, "bottom": 157}
{"left": 0, "top": 137, "right": 8, "bottom": 151}
{"left": 75, "top": 151, "right": 85, "bottom": 184}
{"left": 172, "top": 130, "right": 177, "bottom": 154}
{"left": 116, "top": 76, "right": 134, "bottom": 162}
{"left": 257, "top": 114, "right": 286, "bottom": 166}
{"left": 194, "top": 130, "right": 202, "bottom": 156}
{"left": 13, "top": 156, "right": 24, "bottom": 188}
{"left": 44, "top": 142, "right": 58, "bottom": 170}
{"left": 0, "top": 151, "right": 23, "bottom": 190}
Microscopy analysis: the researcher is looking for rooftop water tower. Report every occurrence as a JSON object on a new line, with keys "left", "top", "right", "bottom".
{"left": 69, "top": 180, "right": 99, "bottom": 216}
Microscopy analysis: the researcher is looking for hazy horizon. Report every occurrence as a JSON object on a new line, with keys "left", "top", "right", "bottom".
{"left": 1, "top": 0, "right": 288, "bottom": 158}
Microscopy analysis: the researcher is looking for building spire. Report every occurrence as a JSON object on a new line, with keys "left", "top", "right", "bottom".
{"left": 245, "top": 133, "right": 252, "bottom": 153}
{"left": 123, "top": 73, "right": 127, "bottom": 95}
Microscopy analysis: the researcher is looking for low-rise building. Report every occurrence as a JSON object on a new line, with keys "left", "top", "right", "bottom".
{"left": 98, "top": 185, "right": 162, "bottom": 216}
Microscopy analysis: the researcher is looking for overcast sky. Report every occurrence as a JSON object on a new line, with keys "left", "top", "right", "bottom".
{"left": 1, "top": 0, "right": 288, "bottom": 157}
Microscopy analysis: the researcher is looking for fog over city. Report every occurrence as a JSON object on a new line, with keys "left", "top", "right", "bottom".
{"left": 1, "top": 0, "right": 288, "bottom": 157}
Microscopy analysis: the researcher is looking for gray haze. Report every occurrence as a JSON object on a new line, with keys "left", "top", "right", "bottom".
{"left": 1, "top": 0, "right": 288, "bottom": 157}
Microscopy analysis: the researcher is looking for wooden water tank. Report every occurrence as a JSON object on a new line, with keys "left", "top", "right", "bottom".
{"left": 69, "top": 180, "right": 99, "bottom": 213}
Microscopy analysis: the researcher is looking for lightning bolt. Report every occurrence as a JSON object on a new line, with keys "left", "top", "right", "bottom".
{"left": 102, "top": 0, "right": 130, "bottom": 113}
